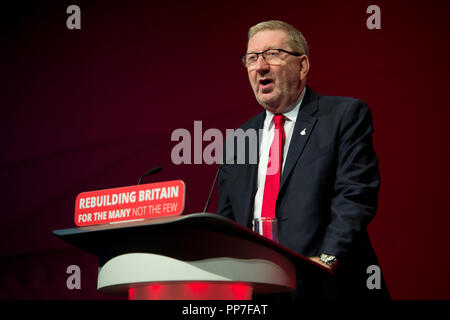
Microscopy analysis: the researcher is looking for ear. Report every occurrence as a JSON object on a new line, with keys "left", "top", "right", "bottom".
{"left": 299, "top": 55, "right": 310, "bottom": 81}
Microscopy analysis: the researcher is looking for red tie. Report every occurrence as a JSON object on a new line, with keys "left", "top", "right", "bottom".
{"left": 260, "top": 114, "right": 285, "bottom": 238}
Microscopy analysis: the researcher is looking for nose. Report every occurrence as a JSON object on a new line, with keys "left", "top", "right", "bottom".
{"left": 254, "top": 54, "right": 270, "bottom": 73}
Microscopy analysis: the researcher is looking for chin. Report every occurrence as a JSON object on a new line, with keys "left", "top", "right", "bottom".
{"left": 257, "top": 97, "right": 280, "bottom": 112}
{"left": 261, "top": 104, "right": 279, "bottom": 113}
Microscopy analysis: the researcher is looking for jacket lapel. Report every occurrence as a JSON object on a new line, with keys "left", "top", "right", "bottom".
{"left": 280, "top": 88, "right": 318, "bottom": 192}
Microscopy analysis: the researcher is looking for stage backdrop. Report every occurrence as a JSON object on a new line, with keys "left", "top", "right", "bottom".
{"left": 2, "top": 0, "right": 450, "bottom": 299}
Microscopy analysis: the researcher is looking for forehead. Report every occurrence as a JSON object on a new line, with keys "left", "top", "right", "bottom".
{"left": 247, "top": 29, "right": 289, "bottom": 52}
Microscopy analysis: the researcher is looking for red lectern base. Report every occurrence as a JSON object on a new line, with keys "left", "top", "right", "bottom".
{"left": 128, "top": 282, "right": 253, "bottom": 300}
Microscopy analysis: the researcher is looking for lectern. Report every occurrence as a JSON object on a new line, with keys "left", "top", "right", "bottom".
{"left": 53, "top": 213, "right": 330, "bottom": 300}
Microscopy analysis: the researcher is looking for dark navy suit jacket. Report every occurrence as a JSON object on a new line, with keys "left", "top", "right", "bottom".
{"left": 217, "top": 87, "right": 389, "bottom": 299}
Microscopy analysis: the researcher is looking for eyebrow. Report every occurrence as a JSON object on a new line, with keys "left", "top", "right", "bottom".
{"left": 246, "top": 47, "right": 279, "bottom": 54}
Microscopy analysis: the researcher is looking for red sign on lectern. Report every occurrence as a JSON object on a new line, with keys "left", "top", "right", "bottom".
{"left": 74, "top": 180, "right": 185, "bottom": 226}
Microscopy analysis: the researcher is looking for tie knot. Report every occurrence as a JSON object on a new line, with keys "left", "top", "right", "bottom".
{"left": 273, "top": 114, "right": 285, "bottom": 128}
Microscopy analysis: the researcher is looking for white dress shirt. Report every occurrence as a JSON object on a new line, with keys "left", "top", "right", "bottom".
{"left": 253, "top": 88, "right": 306, "bottom": 221}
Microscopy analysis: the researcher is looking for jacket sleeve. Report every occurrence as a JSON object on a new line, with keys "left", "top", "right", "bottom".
{"left": 318, "top": 100, "right": 380, "bottom": 258}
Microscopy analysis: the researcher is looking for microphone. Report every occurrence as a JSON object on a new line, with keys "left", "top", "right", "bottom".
{"left": 203, "top": 141, "right": 235, "bottom": 213}
{"left": 203, "top": 166, "right": 221, "bottom": 213}
{"left": 137, "top": 166, "right": 162, "bottom": 185}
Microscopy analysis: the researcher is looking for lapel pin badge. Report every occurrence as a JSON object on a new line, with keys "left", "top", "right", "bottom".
{"left": 300, "top": 128, "right": 307, "bottom": 136}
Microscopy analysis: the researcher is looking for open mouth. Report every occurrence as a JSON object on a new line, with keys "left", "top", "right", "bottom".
{"left": 258, "top": 78, "right": 274, "bottom": 93}
{"left": 259, "top": 79, "right": 273, "bottom": 86}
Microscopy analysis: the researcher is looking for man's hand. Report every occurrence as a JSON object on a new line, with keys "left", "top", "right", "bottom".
{"left": 309, "top": 256, "right": 332, "bottom": 270}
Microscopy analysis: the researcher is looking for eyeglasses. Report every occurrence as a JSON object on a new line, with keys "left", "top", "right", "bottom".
{"left": 241, "top": 48, "right": 301, "bottom": 69}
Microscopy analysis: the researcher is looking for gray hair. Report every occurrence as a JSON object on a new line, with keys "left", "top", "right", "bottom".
{"left": 248, "top": 20, "right": 309, "bottom": 56}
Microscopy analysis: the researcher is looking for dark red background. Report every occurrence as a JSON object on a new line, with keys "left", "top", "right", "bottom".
{"left": 2, "top": 0, "right": 450, "bottom": 299}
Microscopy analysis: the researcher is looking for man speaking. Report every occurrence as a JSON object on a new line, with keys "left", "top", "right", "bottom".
{"left": 217, "top": 20, "right": 389, "bottom": 299}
